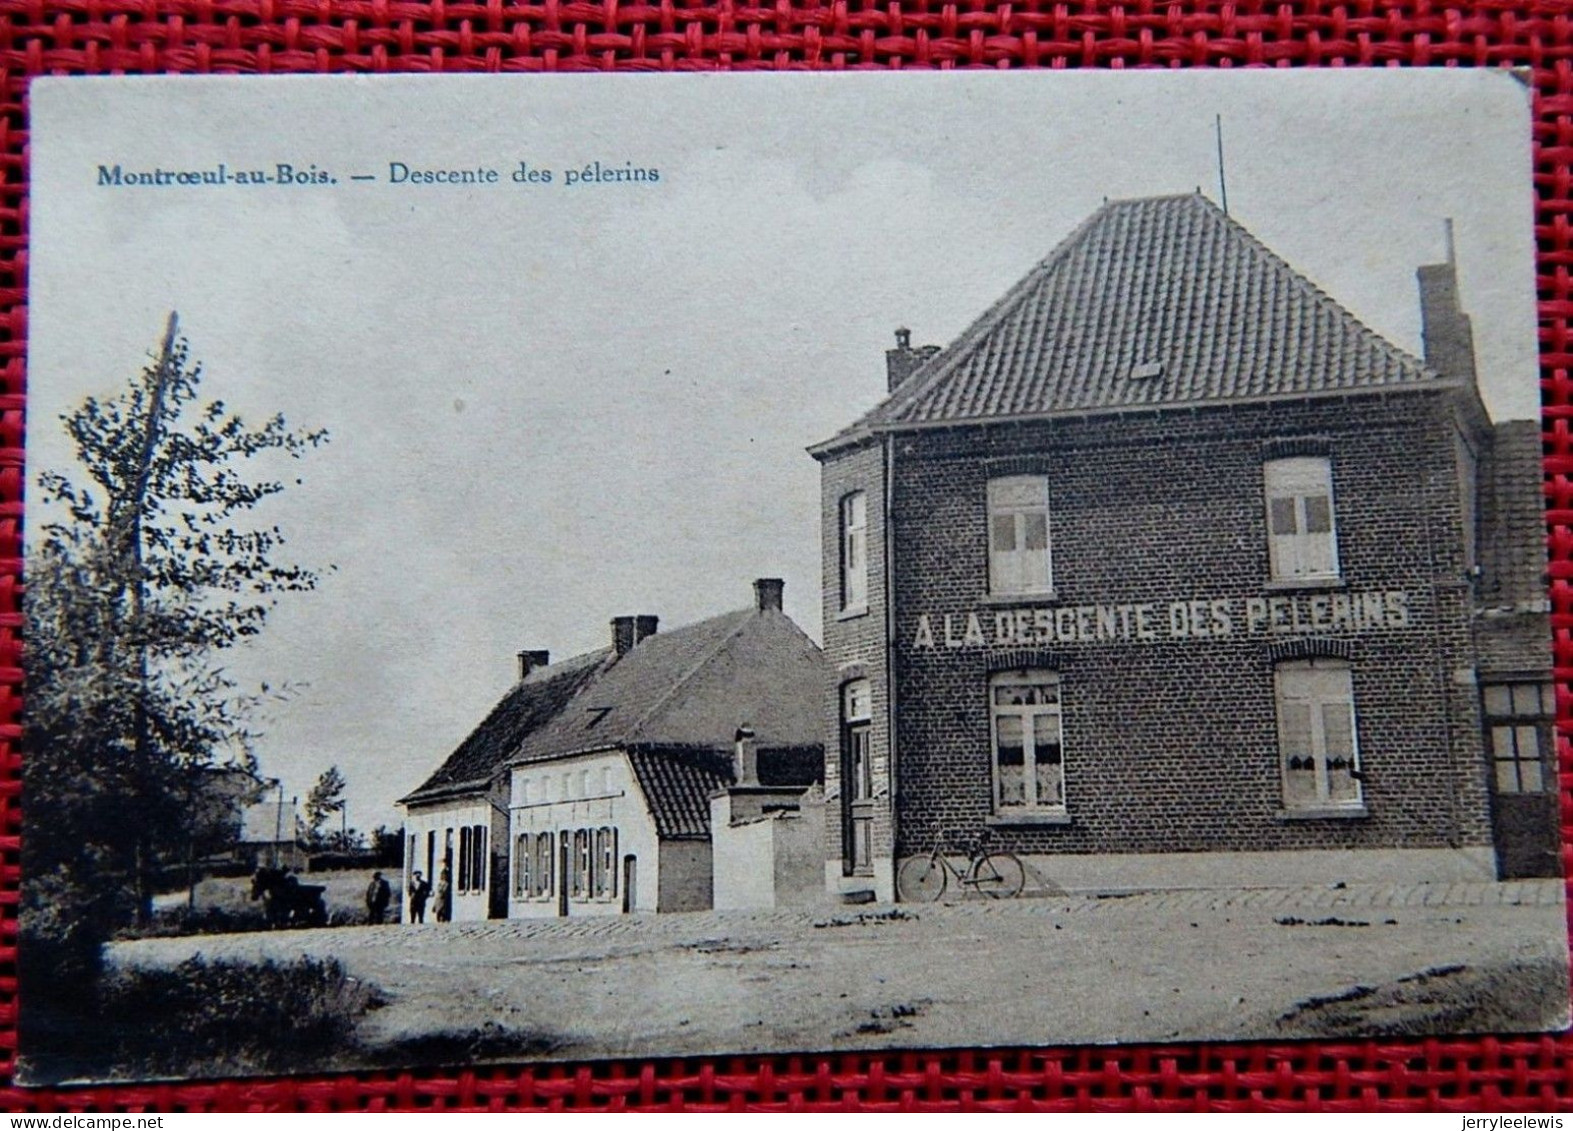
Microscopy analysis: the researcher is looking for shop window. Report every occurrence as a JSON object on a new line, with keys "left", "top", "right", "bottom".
{"left": 1264, "top": 456, "right": 1339, "bottom": 582}
{"left": 594, "top": 827, "right": 618, "bottom": 899}
{"left": 533, "top": 832, "right": 554, "bottom": 898}
{"left": 989, "top": 672, "right": 1066, "bottom": 813}
{"left": 987, "top": 477, "right": 1053, "bottom": 596}
{"left": 841, "top": 492, "right": 868, "bottom": 611}
{"left": 514, "top": 833, "right": 530, "bottom": 897}
{"left": 1276, "top": 659, "right": 1363, "bottom": 810}
{"left": 1483, "top": 683, "right": 1554, "bottom": 793}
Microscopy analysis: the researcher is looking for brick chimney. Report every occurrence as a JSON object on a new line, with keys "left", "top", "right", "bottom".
{"left": 733, "top": 725, "right": 759, "bottom": 786}
{"left": 753, "top": 577, "right": 784, "bottom": 612}
{"left": 886, "top": 327, "right": 942, "bottom": 393}
{"left": 612, "top": 615, "right": 659, "bottom": 657}
{"left": 1416, "top": 219, "right": 1478, "bottom": 385}
{"left": 516, "top": 649, "right": 550, "bottom": 680}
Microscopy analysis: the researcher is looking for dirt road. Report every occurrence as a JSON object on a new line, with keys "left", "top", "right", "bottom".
{"left": 110, "top": 881, "right": 1569, "bottom": 1063}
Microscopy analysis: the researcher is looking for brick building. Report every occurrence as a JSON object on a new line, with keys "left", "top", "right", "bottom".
{"left": 811, "top": 193, "right": 1554, "bottom": 901}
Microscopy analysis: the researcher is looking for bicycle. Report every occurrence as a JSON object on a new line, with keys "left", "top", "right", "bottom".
{"left": 895, "top": 828, "right": 1026, "bottom": 902}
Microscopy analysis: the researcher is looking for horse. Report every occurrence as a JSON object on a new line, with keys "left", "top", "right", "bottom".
{"left": 250, "top": 865, "right": 329, "bottom": 928}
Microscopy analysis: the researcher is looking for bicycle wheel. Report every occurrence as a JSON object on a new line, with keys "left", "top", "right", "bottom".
{"left": 969, "top": 852, "right": 1026, "bottom": 899}
{"left": 896, "top": 854, "right": 948, "bottom": 903}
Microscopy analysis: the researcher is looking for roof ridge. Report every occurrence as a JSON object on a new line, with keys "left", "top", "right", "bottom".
{"left": 621, "top": 606, "right": 757, "bottom": 746}
{"left": 862, "top": 199, "right": 1122, "bottom": 427}
{"left": 1201, "top": 200, "right": 1436, "bottom": 381}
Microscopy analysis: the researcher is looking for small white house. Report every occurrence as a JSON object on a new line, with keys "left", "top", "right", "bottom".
{"left": 399, "top": 579, "right": 826, "bottom": 921}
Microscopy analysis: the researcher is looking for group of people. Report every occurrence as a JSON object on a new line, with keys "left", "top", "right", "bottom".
{"left": 376, "top": 865, "right": 452, "bottom": 924}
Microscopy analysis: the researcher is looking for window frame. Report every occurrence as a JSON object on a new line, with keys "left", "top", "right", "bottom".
{"left": 1263, "top": 456, "right": 1341, "bottom": 583}
{"left": 533, "top": 831, "right": 554, "bottom": 899}
{"left": 988, "top": 670, "right": 1067, "bottom": 816}
{"left": 1275, "top": 658, "right": 1364, "bottom": 812}
{"left": 514, "top": 832, "right": 530, "bottom": 898}
{"left": 1482, "top": 682, "right": 1554, "bottom": 794}
{"left": 840, "top": 491, "right": 869, "bottom": 613}
{"left": 986, "top": 476, "right": 1054, "bottom": 597}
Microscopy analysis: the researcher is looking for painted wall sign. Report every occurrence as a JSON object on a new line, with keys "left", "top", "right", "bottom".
{"left": 911, "top": 590, "right": 1412, "bottom": 650}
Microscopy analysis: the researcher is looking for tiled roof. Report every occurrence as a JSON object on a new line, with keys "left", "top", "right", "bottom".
{"left": 818, "top": 194, "right": 1440, "bottom": 451}
{"left": 404, "top": 599, "right": 828, "bottom": 838}
{"left": 509, "top": 606, "right": 826, "bottom": 764}
{"left": 625, "top": 748, "right": 732, "bottom": 839}
{"left": 627, "top": 744, "right": 825, "bottom": 840}
{"left": 401, "top": 649, "right": 611, "bottom": 804}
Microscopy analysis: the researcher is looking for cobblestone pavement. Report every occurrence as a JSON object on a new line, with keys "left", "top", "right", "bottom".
{"left": 110, "top": 879, "right": 1570, "bottom": 1062}
{"left": 119, "top": 878, "right": 1566, "bottom": 959}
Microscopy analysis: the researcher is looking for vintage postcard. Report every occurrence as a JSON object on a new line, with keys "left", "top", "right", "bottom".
{"left": 20, "top": 69, "right": 1566, "bottom": 1084}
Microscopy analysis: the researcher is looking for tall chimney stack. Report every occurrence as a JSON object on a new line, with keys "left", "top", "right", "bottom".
{"left": 612, "top": 615, "right": 658, "bottom": 657}
{"left": 1416, "top": 218, "right": 1478, "bottom": 385}
{"left": 753, "top": 577, "right": 784, "bottom": 612}
{"left": 886, "top": 327, "right": 942, "bottom": 393}
{"left": 734, "top": 725, "right": 759, "bottom": 787}
{"left": 517, "top": 649, "right": 550, "bottom": 680}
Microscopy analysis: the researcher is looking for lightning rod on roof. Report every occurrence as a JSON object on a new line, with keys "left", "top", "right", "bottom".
{"left": 1215, "top": 113, "right": 1229, "bottom": 217}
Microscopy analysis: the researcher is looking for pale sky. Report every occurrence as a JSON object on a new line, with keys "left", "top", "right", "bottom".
{"left": 27, "top": 69, "right": 1539, "bottom": 829}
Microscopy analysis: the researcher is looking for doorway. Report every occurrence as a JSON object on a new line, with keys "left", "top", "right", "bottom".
{"left": 1482, "top": 682, "right": 1560, "bottom": 878}
{"left": 622, "top": 855, "right": 637, "bottom": 913}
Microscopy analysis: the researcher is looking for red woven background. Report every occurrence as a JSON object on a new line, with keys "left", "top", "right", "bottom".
{"left": 2, "top": 0, "right": 1573, "bottom": 1113}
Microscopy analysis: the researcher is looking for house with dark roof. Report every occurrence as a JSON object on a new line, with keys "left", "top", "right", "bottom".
{"left": 812, "top": 193, "right": 1553, "bottom": 901}
{"left": 399, "top": 579, "right": 826, "bottom": 921}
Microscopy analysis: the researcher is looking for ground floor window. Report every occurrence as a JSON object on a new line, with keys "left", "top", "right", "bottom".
{"left": 1276, "top": 659, "right": 1361, "bottom": 810}
{"left": 1483, "top": 682, "right": 1553, "bottom": 793}
{"left": 594, "top": 827, "right": 618, "bottom": 899}
{"left": 534, "top": 832, "right": 553, "bottom": 897}
{"left": 514, "top": 833, "right": 530, "bottom": 897}
{"left": 457, "top": 824, "right": 486, "bottom": 892}
{"left": 513, "top": 825, "right": 620, "bottom": 902}
{"left": 990, "top": 671, "right": 1065, "bottom": 814}
{"left": 572, "top": 830, "right": 590, "bottom": 897}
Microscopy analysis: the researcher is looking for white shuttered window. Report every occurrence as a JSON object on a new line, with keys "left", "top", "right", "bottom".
{"left": 1276, "top": 660, "right": 1363, "bottom": 810}
{"left": 987, "top": 476, "right": 1053, "bottom": 596}
{"left": 1264, "top": 457, "right": 1339, "bottom": 581}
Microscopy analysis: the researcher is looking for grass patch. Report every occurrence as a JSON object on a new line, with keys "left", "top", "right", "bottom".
{"left": 1276, "top": 957, "right": 1570, "bottom": 1039}
{"left": 22, "top": 955, "right": 384, "bottom": 1083}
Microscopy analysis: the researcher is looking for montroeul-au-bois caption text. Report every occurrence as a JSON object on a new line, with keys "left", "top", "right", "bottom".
{"left": 95, "top": 160, "right": 657, "bottom": 189}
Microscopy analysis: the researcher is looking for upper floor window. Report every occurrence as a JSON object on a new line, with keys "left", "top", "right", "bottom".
{"left": 990, "top": 672, "right": 1066, "bottom": 814}
{"left": 1276, "top": 659, "right": 1362, "bottom": 810}
{"left": 841, "top": 492, "right": 868, "bottom": 611}
{"left": 988, "top": 476, "right": 1052, "bottom": 596}
{"left": 1264, "top": 456, "right": 1339, "bottom": 582}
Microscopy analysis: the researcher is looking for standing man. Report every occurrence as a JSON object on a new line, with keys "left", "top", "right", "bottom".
{"left": 365, "top": 870, "right": 392, "bottom": 924}
{"left": 408, "top": 870, "right": 431, "bottom": 923}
